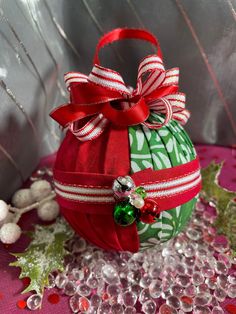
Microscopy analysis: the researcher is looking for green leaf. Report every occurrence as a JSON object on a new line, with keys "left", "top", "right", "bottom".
{"left": 201, "top": 161, "right": 236, "bottom": 251}
{"left": 10, "top": 218, "right": 74, "bottom": 295}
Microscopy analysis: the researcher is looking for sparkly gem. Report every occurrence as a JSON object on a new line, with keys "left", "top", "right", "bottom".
{"left": 107, "top": 284, "right": 121, "bottom": 297}
{"left": 26, "top": 294, "right": 42, "bottom": 310}
{"left": 159, "top": 304, "right": 177, "bottom": 314}
{"left": 141, "top": 300, "right": 156, "bottom": 314}
{"left": 77, "top": 283, "right": 91, "bottom": 297}
{"left": 79, "top": 296, "right": 90, "bottom": 312}
{"left": 113, "top": 201, "right": 137, "bottom": 226}
{"left": 122, "top": 291, "right": 137, "bottom": 307}
{"left": 228, "top": 284, "right": 236, "bottom": 298}
{"left": 124, "top": 306, "right": 136, "bottom": 314}
{"left": 211, "top": 306, "right": 224, "bottom": 314}
{"left": 102, "top": 265, "right": 120, "bottom": 285}
{"left": 193, "top": 305, "right": 211, "bottom": 314}
{"left": 111, "top": 303, "right": 124, "bottom": 314}
{"left": 217, "top": 274, "right": 228, "bottom": 289}
{"left": 112, "top": 176, "right": 135, "bottom": 199}
{"left": 170, "top": 284, "right": 184, "bottom": 298}
{"left": 166, "top": 295, "right": 180, "bottom": 309}
{"left": 175, "top": 275, "right": 190, "bottom": 287}
{"left": 90, "top": 294, "right": 101, "bottom": 309}
{"left": 139, "top": 288, "right": 151, "bottom": 304}
{"left": 194, "top": 293, "right": 212, "bottom": 306}
{"left": 229, "top": 272, "right": 236, "bottom": 284}
{"left": 201, "top": 264, "right": 214, "bottom": 278}
{"left": 97, "top": 301, "right": 111, "bottom": 314}
{"left": 192, "top": 272, "right": 204, "bottom": 286}
{"left": 64, "top": 281, "right": 77, "bottom": 296}
{"left": 180, "top": 295, "right": 193, "bottom": 312}
{"left": 55, "top": 273, "right": 68, "bottom": 289}
{"left": 139, "top": 198, "right": 159, "bottom": 223}
{"left": 69, "top": 294, "right": 80, "bottom": 312}
{"left": 184, "top": 285, "right": 196, "bottom": 297}
{"left": 139, "top": 274, "right": 152, "bottom": 288}
{"left": 214, "top": 287, "right": 227, "bottom": 302}
{"left": 149, "top": 279, "right": 162, "bottom": 298}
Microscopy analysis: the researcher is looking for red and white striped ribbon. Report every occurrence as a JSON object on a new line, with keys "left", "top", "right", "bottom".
{"left": 64, "top": 54, "right": 189, "bottom": 141}
{"left": 54, "top": 168, "right": 200, "bottom": 204}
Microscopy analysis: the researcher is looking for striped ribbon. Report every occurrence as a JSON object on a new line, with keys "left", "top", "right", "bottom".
{"left": 63, "top": 54, "right": 190, "bottom": 141}
{"left": 54, "top": 167, "right": 200, "bottom": 205}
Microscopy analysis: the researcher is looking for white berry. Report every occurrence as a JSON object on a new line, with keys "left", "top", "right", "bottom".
{"left": 0, "top": 223, "right": 21, "bottom": 244}
{"left": 133, "top": 197, "right": 145, "bottom": 209}
{"left": 30, "top": 180, "right": 52, "bottom": 201}
{"left": 37, "top": 200, "right": 59, "bottom": 221}
{"left": 12, "top": 189, "right": 33, "bottom": 208}
{"left": 0, "top": 200, "right": 9, "bottom": 221}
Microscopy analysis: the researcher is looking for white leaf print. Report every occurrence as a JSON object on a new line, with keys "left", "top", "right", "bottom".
{"left": 179, "top": 153, "right": 187, "bottom": 164}
{"left": 129, "top": 132, "right": 133, "bottom": 146}
{"left": 131, "top": 160, "right": 141, "bottom": 172}
{"left": 159, "top": 129, "right": 169, "bottom": 137}
{"left": 155, "top": 133, "right": 161, "bottom": 142}
{"left": 173, "top": 138, "right": 180, "bottom": 163}
{"left": 166, "top": 138, "right": 174, "bottom": 153}
{"left": 136, "top": 129, "right": 145, "bottom": 151}
{"left": 161, "top": 223, "right": 173, "bottom": 230}
{"left": 157, "top": 152, "right": 171, "bottom": 168}
{"left": 142, "top": 160, "right": 153, "bottom": 169}
{"left": 137, "top": 223, "right": 149, "bottom": 235}
{"left": 175, "top": 206, "right": 181, "bottom": 217}
{"left": 151, "top": 222, "right": 162, "bottom": 229}
{"left": 161, "top": 211, "right": 173, "bottom": 220}
{"left": 142, "top": 125, "right": 152, "bottom": 141}
{"left": 151, "top": 153, "right": 162, "bottom": 169}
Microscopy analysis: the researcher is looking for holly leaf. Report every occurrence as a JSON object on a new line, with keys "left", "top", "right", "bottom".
{"left": 10, "top": 218, "right": 74, "bottom": 295}
{"left": 201, "top": 161, "right": 236, "bottom": 251}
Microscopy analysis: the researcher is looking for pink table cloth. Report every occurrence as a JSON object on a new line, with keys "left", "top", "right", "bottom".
{"left": 0, "top": 144, "right": 236, "bottom": 313}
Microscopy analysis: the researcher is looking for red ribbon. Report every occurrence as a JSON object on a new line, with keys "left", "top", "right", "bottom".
{"left": 50, "top": 28, "right": 190, "bottom": 141}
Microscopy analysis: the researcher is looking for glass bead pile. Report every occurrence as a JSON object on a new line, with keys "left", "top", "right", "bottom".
{"left": 27, "top": 201, "right": 236, "bottom": 312}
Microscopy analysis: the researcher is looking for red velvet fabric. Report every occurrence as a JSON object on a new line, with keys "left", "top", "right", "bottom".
{"left": 54, "top": 126, "right": 139, "bottom": 252}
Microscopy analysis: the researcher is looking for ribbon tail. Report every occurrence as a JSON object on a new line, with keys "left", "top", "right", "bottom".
{"left": 70, "top": 114, "right": 109, "bottom": 142}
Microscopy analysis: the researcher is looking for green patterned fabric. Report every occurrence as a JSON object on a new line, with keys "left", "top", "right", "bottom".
{"left": 129, "top": 114, "right": 197, "bottom": 249}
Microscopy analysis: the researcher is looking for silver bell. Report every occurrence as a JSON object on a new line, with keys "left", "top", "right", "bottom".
{"left": 112, "top": 176, "right": 135, "bottom": 199}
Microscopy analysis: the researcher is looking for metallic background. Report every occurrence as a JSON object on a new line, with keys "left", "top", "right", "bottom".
{"left": 0, "top": 0, "right": 235, "bottom": 199}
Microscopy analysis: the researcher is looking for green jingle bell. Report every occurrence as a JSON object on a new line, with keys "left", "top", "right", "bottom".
{"left": 113, "top": 201, "right": 137, "bottom": 226}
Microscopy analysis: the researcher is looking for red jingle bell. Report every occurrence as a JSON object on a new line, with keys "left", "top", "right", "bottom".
{"left": 139, "top": 198, "right": 160, "bottom": 224}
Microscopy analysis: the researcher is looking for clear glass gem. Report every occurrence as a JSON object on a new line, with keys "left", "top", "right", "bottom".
{"left": 227, "top": 284, "right": 236, "bottom": 298}
{"left": 55, "top": 273, "right": 68, "bottom": 289}
{"left": 122, "top": 291, "right": 137, "bottom": 307}
{"left": 102, "top": 265, "right": 120, "bottom": 285}
{"left": 27, "top": 294, "right": 42, "bottom": 310}
{"left": 214, "top": 287, "right": 227, "bottom": 302}
{"left": 64, "top": 281, "right": 77, "bottom": 296}
{"left": 166, "top": 296, "right": 180, "bottom": 309}
{"left": 141, "top": 300, "right": 157, "bottom": 314}
{"left": 77, "top": 283, "right": 91, "bottom": 297}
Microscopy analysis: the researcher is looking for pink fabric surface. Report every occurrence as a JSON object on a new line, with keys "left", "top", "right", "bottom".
{"left": 0, "top": 145, "right": 236, "bottom": 313}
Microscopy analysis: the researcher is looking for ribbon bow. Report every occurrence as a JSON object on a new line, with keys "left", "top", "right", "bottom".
{"left": 50, "top": 29, "right": 190, "bottom": 141}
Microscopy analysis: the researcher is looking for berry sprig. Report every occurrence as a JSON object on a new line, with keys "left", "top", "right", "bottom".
{"left": 0, "top": 168, "right": 59, "bottom": 244}
{"left": 112, "top": 176, "right": 160, "bottom": 226}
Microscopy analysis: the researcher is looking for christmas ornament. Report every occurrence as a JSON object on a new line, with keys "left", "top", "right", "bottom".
{"left": 50, "top": 28, "right": 202, "bottom": 252}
